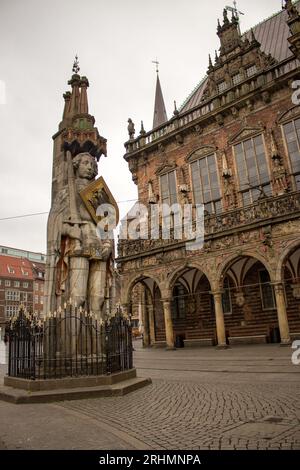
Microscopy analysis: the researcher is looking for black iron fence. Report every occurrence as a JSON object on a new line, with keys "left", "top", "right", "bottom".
{"left": 5, "top": 306, "right": 133, "bottom": 380}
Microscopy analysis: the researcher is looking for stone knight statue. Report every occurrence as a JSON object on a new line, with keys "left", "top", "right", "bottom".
{"left": 44, "top": 65, "right": 118, "bottom": 320}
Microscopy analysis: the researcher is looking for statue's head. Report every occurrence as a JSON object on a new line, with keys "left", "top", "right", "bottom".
{"left": 73, "top": 152, "right": 98, "bottom": 180}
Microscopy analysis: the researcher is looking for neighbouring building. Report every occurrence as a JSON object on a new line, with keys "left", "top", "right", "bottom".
{"left": 117, "top": 1, "right": 300, "bottom": 349}
{"left": 0, "top": 246, "right": 46, "bottom": 326}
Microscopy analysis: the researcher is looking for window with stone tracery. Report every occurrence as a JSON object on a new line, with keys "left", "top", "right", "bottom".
{"left": 190, "top": 154, "right": 222, "bottom": 214}
{"left": 159, "top": 171, "right": 178, "bottom": 205}
{"left": 234, "top": 134, "right": 271, "bottom": 206}
{"left": 283, "top": 118, "right": 300, "bottom": 190}
{"left": 232, "top": 73, "right": 242, "bottom": 85}
{"left": 217, "top": 81, "right": 227, "bottom": 94}
{"left": 246, "top": 64, "right": 257, "bottom": 77}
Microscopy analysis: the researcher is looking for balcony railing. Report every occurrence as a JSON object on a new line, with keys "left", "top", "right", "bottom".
{"left": 117, "top": 191, "right": 300, "bottom": 259}
{"left": 123, "top": 61, "right": 290, "bottom": 155}
{"left": 125, "top": 64, "right": 293, "bottom": 153}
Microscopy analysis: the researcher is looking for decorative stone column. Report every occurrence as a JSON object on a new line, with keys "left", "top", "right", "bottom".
{"left": 212, "top": 291, "right": 228, "bottom": 348}
{"left": 147, "top": 304, "right": 156, "bottom": 346}
{"left": 141, "top": 287, "right": 150, "bottom": 347}
{"left": 274, "top": 283, "right": 291, "bottom": 345}
{"left": 162, "top": 299, "right": 175, "bottom": 350}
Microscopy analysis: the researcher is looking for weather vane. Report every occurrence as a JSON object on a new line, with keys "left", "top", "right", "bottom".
{"left": 72, "top": 55, "right": 80, "bottom": 74}
{"left": 225, "top": 1, "right": 244, "bottom": 33}
{"left": 152, "top": 59, "right": 159, "bottom": 74}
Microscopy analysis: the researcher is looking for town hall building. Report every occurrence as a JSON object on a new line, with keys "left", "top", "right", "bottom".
{"left": 117, "top": 1, "right": 300, "bottom": 349}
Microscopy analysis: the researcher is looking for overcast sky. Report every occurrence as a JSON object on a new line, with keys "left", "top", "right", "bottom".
{"left": 0, "top": 0, "right": 282, "bottom": 254}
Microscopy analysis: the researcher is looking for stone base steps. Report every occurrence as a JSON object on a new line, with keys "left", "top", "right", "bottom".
{"left": 0, "top": 376, "right": 151, "bottom": 404}
{"left": 291, "top": 332, "right": 300, "bottom": 340}
{"left": 152, "top": 341, "right": 167, "bottom": 348}
{"left": 184, "top": 338, "right": 215, "bottom": 348}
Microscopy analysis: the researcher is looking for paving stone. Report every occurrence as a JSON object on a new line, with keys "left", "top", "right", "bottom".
{"left": 0, "top": 343, "right": 299, "bottom": 450}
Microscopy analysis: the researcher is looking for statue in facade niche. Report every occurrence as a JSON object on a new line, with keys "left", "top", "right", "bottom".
{"left": 270, "top": 130, "right": 289, "bottom": 194}
{"left": 45, "top": 151, "right": 116, "bottom": 319}
{"left": 272, "top": 155, "right": 289, "bottom": 194}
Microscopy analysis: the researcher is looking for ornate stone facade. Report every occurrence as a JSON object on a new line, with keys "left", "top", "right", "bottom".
{"left": 117, "top": 3, "right": 300, "bottom": 348}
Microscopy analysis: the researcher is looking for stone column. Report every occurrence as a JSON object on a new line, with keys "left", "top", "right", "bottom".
{"left": 141, "top": 287, "right": 150, "bottom": 347}
{"left": 162, "top": 299, "right": 175, "bottom": 350}
{"left": 212, "top": 291, "right": 227, "bottom": 348}
{"left": 274, "top": 283, "right": 291, "bottom": 345}
{"left": 147, "top": 304, "right": 156, "bottom": 346}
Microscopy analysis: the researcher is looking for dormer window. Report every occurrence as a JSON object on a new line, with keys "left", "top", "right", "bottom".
{"left": 217, "top": 81, "right": 227, "bottom": 94}
{"left": 232, "top": 73, "right": 242, "bottom": 85}
{"left": 246, "top": 64, "right": 257, "bottom": 78}
{"left": 21, "top": 268, "right": 28, "bottom": 276}
{"left": 7, "top": 266, "right": 15, "bottom": 274}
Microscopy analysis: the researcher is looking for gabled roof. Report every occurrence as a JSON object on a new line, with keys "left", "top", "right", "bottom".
{"left": 180, "top": 2, "right": 300, "bottom": 114}
{"left": 0, "top": 255, "right": 34, "bottom": 280}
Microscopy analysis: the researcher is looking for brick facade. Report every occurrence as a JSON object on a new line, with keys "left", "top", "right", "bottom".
{"left": 0, "top": 249, "right": 45, "bottom": 325}
{"left": 117, "top": 3, "right": 300, "bottom": 348}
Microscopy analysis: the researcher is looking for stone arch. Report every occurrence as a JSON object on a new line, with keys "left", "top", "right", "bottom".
{"left": 217, "top": 251, "right": 275, "bottom": 286}
{"left": 122, "top": 272, "right": 163, "bottom": 305}
{"left": 167, "top": 262, "right": 214, "bottom": 293}
{"left": 165, "top": 263, "right": 217, "bottom": 347}
{"left": 217, "top": 251, "right": 280, "bottom": 345}
{"left": 275, "top": 240, "right": 300, "bottom": 283}
{"left": 123, "top": 272, "right": 164, "bottom": 347}
{"left": 274, "top": 241, "right": 300, "bottom": 339}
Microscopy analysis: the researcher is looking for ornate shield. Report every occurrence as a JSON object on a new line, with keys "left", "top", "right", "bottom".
{"left": 79, "top": 176, "right": 119, "bottom": 226}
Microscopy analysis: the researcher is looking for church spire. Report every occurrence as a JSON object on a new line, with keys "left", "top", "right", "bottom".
{"left": 152, "top": 63, "right": 168, "bottom": 129}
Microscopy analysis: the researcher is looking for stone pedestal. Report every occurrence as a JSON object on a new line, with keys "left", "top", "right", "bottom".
{"left": 1, "top": 369, "right": 151, "bottom": 404}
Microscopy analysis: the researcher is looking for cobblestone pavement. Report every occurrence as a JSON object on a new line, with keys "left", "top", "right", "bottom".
{"left": 59, "top": 379, "right": 300, "bottom": 450}
{"left": 0, "top": 342, "right": 300, "bottom": 450}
